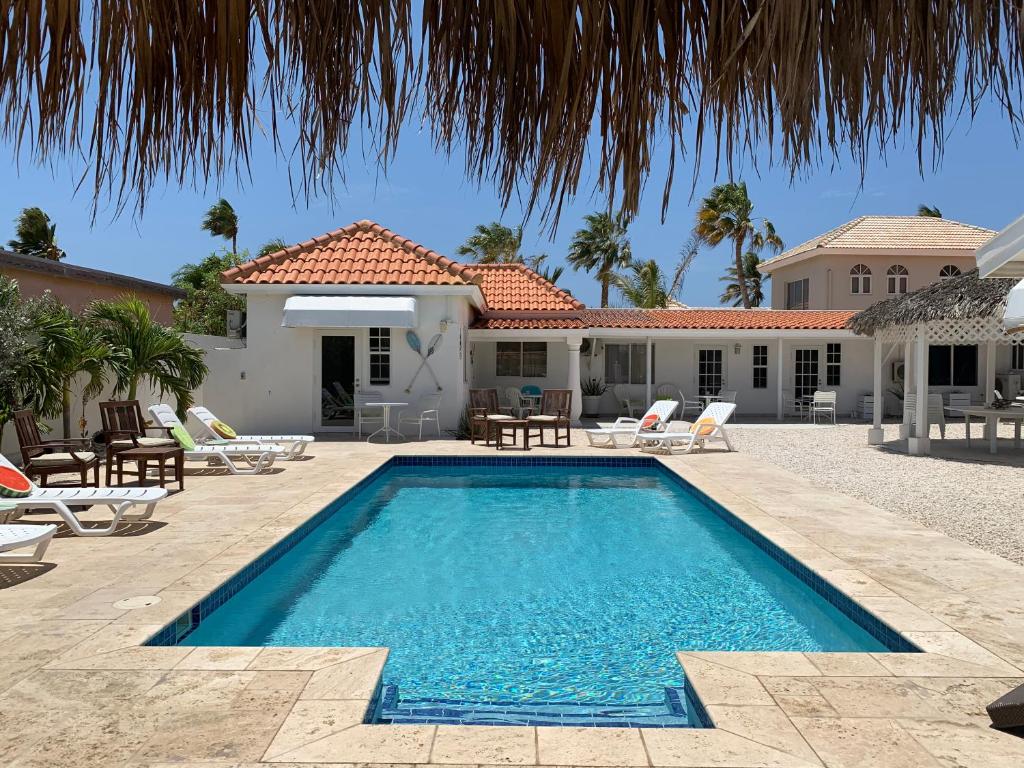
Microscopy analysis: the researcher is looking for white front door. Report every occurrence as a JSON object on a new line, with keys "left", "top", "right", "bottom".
{"left": 792, "top": 347, "right": 822, "bottom": 400}
{"left": 696, "top": 347, "right": 726, "bottom": 396}
{"left": 315, "top": 333, "right": 363, "bottom": 431}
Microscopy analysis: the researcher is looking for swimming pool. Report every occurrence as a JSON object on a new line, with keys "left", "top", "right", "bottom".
{"left": 152, "top": 457, "right": 915, "bottom": 727}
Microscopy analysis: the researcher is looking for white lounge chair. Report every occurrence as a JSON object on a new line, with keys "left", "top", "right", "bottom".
{"left": 584, "top": 400, "right": 679, "bottom": 448}
{"left": 149, "top": 405, "right": 280, "bottom": 474}
{"left": 187, "top": 406, "right": 314, "bottom": 459}
{"left": 0, "top": 523, "right": 57, "bottom": 563}
{"left": 0, "top": 453, "right": 166, "bottom": 537}
{"left": 635, "top": 402, "right": 737, "bottom": 454}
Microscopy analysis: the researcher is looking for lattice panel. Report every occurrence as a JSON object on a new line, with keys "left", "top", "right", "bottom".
{"left": 873, "top": 317, "right": 1021, "bottom": 345}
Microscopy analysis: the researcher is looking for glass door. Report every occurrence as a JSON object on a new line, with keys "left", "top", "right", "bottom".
{"left": 319, "top": 334, "right": 358, "bottom": 430}
{"left": 697, "top": 348, "right": 724, "bottom": 396}
{"left": 793, "top": 348, "right": 821, "bottom": 400}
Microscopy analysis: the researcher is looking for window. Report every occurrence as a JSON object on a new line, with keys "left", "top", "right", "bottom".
{"left": 752, "top": 345, "right": 768, "bottom": 389}
{"left": 826, "top": 343, "right": 842, "bottom": 386}
{"left": 928, "top": 344, "right": 978, "bottom": 387}
{"left": 938, "top": 264, "right": 961, "bottom": 280}
{"left": 1013, "top": 344, "right": 1024, "bottom": 370}
{"left": 368, "top": 328, "right": 391, "bottom": 385}
{"left": 785, "top": 278, "right": 809, "bottom": 309}
{"left": 850, "top": 264, "right": 872, "bottom": 294}
{"left": 496, "top": 341, "right": 547, "bottom": 377}
{"left": 887, "top": 264, "right": 909, "bottom": 294}
{"left": 604, "top": 343, "right": 653, "bottom": 384}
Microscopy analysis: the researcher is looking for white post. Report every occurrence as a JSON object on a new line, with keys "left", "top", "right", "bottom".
{"left": 868, "top": 336, "right": 884, "bottom": 444}
{"left": 645, "top": 337, "right": 653, "bottom": 408}
{"left": 776, "top": 337, "right": 784, "bottom": 420}
{"left": 899, "top": 337, "right": 914, "bottom": 439}
{"left": 985, "top": 340, "right": 997, "bottom": 405}
{"left": 567, "top": 339, "right": 583, "bottom": 423}
{"left": 909, "top": 325, "right": 930, "bottom": 455}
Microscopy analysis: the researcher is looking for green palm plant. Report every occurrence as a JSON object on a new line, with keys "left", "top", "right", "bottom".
{"left": 917, "top": 204, "right": 942, "bottom": 217}
{"left": 526, "top": 254, "right": 564, "bottom": 284}
{"left": 257, "top": 238, "right": 287, "bottom": 257}
{"left": 87, "top": 296, "right": 208, "bottom": 415}
{"left": 567, "top": 212, "right": 632, "bottom": 307}
{"left": 201, "top": 198, "right": 239, "bottom": 253}
{"left": 694, "top": 182, "right": 782, "bottom": 309}
{"left": 8, "top": 207, "right": 65, "bottom": 260}
{"left": 612, "top": 259, "right": 669, "bottom": 308}
{"left": 719, "top": 251, "right": 765, "bottom": 307}
{"left": 456, "top": 222, "right": 524, "bottom": 263}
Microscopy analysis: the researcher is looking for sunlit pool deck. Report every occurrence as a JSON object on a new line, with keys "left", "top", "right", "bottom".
{"left": 2, "top": 433, "right": 1023, "bottom": 767}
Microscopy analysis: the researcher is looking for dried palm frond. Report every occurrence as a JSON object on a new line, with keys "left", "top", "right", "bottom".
{"left": 2, "top": 2, "right": 1023, "bottom": 224}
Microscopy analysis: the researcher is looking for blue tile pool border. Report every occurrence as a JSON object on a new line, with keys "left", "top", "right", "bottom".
{"left": 145, "top": 454, "right": 921, "bottom": 658}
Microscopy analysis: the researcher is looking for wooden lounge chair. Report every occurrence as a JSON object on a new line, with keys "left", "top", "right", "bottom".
{"left": 99, "top": 400, "right": 177, "bottom": 485}
{"left": 527, "top": 389, "right": 572, "bottom": 447}
{"left": 13, "top": 409, "right": 100, "bottom": 487}
{"left": 468, "top": 389, "right": 514, "bottom": 445}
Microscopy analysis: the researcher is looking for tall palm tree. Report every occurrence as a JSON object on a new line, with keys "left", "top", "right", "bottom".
{"left": 917, "top": 204, "right": 942, "bottom": 218}
{"left": 694, "top": 182, "right": 782, "bottom": 309}
{"left": 567, "top": 212, "right": 632, "bottom": 307}
{"left": 87, "top": 297, "right": 208, "bottom": 415}
{"left": 201, "top": 198, "right": 239, "bottom": 253}
{"left": 8, "top": 207, "right": 65, "bottom": 260}
{"left": 719, "top": 251, "right": 765, "bottom": 307}
{"left": 456, "top": 222, "right": 524, "bottom": 263}
{"left": 669, "top": 234, "right": 701, "bottom": 299}
{"left": 613, "top": 259, "right": 669, "bottom": 308}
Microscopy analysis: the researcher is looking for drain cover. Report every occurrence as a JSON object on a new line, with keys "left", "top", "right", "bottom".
{"left": 114, "top": 595, "right": 161, "bottom": 610}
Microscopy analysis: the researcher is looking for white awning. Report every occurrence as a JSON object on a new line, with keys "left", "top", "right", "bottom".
{"left": 976, "top": 213, "right": 1024, "bottom": 278}
{"left": 1003, "top": 279, "right": 1024, "bottom": 333}
{"left": 281, "top": 295, "right": 418, "bottom": 328}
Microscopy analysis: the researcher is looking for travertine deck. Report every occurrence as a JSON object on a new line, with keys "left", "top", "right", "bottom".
{"left": 1, "top": 433, "right": 1023, "bottom": 767}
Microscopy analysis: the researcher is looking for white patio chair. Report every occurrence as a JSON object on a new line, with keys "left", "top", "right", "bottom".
{"left": 584, "top": 400, "right": 678, "bottom": 448}
{"left": 0, "top": 453, "right": 166, "bottom": 537}
{"left": 354, "top": 390, "right": 384, "bottom": 437}
{"left": 504, "top": 387, "right": 529, "bottom": 418}
{"left": 782, "top": 389, "right": 806, "bottom": 419}
{"left": 397, "top": 394, "right": 443, "bottom": 440}
{"left": 655, "top": 383, "right": 676, "bottom": 399}
{"left": 188, "top": 406, "right": 314, "bottom": 459}
{"left": 947, "top": 392, "right": 972, "bottom": 418}
{"left": 810, "top": 390, "right": 837, "bottom": 424}
{"left": 613, "top": 384, "right": 640, "bottom": 417}
{"left": 149, "top": 405, "right": 281, "bottom": 474}
{"left": 636, "top": 402, "right": 737, "bottom": 454}
{"left": 904, "top": 393, "right": 946, "bottom": 439}
{"left": 857, "top": 395, "right": 875, "bottom": 422}
{"left": 717, "top": 389, "right": 737, "bottom": 403}
{"left": 676, "top": 390, "right": 703, "bottom": 417}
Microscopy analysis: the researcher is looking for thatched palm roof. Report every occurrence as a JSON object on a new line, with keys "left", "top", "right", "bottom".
{"left": 848, "top": 269, "right": 1019, "bottom": 336}
{"left": 4, "top": 2, "right": 1024, "bottom": 220}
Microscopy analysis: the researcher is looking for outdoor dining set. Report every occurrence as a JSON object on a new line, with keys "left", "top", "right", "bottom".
{"left": 469, "top": 387, "right": 572, "bottom": 451}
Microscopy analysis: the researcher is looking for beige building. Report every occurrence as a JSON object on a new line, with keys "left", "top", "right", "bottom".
{"left": 759, "top": 216, "right": 996, "bottom": 311}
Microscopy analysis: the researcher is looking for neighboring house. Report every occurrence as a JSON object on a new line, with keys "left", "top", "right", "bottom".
{"left": 759, "top": 216, "right": 996, "bottom": 311}
{"left": 0, "top": 248, "right": 184, "bottom": 324}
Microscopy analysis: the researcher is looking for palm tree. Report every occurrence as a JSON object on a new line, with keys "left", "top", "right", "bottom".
{"left": 201, "top": 198, "right": 239, "bottom": 253}
{"left": 8, "top": 207, "right": 65, "bottom": 260}
{"left": 917, "top": 204, "right": 942, "bottom": 218}
{"left": 669, "top": 234, "right": 701, "bottom": 299}
{"left": 719, "top": 251, "right": 765, "bottom": 307}
{"left": 613, "top": 260, "right": 669, "bottom": 308}
{"left": 526, "top": 254, "right": 564, "bottom": 284}
{"left": 567, "top": 212, "right": 632, "bottom": 307}
{"left": 456, "top": 222, "right": 524, "bottom": 263}
{"left": 257, "top": 238, "right": 287, "bottom": 257}
{"left": 87, "top": 297, "right": 208, "bottom": 415}
{"left": 694, "top": 182, "right": 782, "bottom": 309}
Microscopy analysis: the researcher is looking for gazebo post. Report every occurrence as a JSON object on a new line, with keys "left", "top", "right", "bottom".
{"left": 868, "top": 336, "right": 884, "bottom": 444}
{"left": 908, "top": 324, "right": 930, "bottom": 455}
{"left": 985, "top": 340, "right": 997, "bottom": 405}
{"left": 899, "top": 337, "right": 914, "bottom": 439}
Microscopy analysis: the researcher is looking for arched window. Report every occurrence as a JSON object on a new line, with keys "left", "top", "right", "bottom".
{"left": 939, "top": 264, "right": 961, "bottom": 280}
{"left": 887, "top": 264, "right": 909, "bottom": 294}
{"left": 850, "top": 264, "right": 871, "bottom": 294}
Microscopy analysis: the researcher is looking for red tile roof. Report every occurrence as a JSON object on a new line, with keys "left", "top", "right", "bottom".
{"left": 221, "top": 220, "right": 477, "bottom": 286}
{"left": 472, "top": 308, "right": 855, "bottom": 330}
{"left": 462, "top": 263, "right": 585, "bottom": 311}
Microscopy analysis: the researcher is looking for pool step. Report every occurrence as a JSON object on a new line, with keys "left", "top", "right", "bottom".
{"left": 376, "top": 685, "right": 699, "bottom": 727}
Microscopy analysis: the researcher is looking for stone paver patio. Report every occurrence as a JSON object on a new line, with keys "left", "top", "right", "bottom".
{"left": 1, "top": 433, "right": 1023, "bottom": 767}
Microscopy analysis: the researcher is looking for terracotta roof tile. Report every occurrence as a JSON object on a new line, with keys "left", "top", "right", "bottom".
{"left": 471, "top": 308, "right": 855, "bottom": 331}
{"left": 462, "top": 263, "right": 585, "bottom": 311}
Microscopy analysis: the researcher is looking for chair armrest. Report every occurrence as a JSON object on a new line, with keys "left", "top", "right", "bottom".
{"left": 469, "top": 408, "right": 487, "bottom": 418}
{"left": 612, "top": 417, "right": 640, "bottom": 428}
{"left": 104, "top": 429, "right": 141, "bottom": 445}
{"left": 143, "top": 425, "right": 175, "bottom": 436}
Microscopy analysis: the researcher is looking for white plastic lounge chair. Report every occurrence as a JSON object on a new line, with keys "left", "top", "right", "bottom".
{"left": 149, "top": 405, "right": 280, "bottom": 474}
{"left": 0, "top": 523, "right": 57, "bottom": 562}
{"left": 635, "top": 402, "right": 737, "bottom": 454}
{"left": 187, "top": 406, "right": 313, "bottom": 459}
{"left": 0, "top": 453, "right": 166, "bottom": 537}
{"left": 584, "top": 400, "right": 678, "bottom": 448}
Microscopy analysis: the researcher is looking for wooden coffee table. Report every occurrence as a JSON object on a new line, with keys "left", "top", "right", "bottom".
{"left": 115, "top": 445, "right": 185, "bottom": 490}
{"left": 496, "top": 419, "right": 532, "bottom": 451}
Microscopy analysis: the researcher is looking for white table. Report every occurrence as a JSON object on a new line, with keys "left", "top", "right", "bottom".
{"left": 365, "top": 402, "right": 407, "bottom": 443}
{"left": 959, "top": 406, "right": 1024, "bottom": 454}
{"left": 698, "top": 394, "right": 721, "bottom": 407}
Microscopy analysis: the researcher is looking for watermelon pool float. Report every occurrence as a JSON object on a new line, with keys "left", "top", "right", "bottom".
{"left": 0, "top": 466, "right": 32, "bottom": 498}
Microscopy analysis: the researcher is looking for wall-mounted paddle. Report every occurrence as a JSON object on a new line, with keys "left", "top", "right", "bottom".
{"left": 404, "top": 331, "right": 444, "bottom": 392}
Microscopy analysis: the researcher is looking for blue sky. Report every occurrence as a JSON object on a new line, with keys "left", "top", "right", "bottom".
{"left": 1, "top": 95, "right": 1022, "bottom": 308}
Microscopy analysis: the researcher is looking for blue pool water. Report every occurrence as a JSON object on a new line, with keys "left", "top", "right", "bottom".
{"left": 177, "top": 461, "right": 895, "bottom": 726}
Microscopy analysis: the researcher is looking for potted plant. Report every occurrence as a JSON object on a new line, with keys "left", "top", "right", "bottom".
{"left": 581, "top": 378, "right": 608, "bottom": 416}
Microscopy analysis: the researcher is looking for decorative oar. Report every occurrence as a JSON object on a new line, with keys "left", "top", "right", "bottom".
{"left": 404, "top": 330, "right": 425, "bottom": 391}
{"left": 421, "top": 333, "right": 444, "bottom": 391}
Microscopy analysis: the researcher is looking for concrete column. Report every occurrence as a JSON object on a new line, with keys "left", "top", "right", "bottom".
{"left": 909, "top": 325, "right": 930, "bottom": 455}
{"left": 567, "top": 340, "right": 583, "bottom": 423}
{"left": 868, "top": 336, "right": 884, "bottom": 444}
{"left": 985, "top": 340, "right": 997, "bottom": 405}
{"left": 645, "top": 337, "right": 652, "bottom": 408}
{"left": 776, "top": 337, "right": 785, "bottom": 420}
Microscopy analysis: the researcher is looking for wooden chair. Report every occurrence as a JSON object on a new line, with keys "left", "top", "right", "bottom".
{"left": 99, "top": 400, "right": 176, "bottom": 485}
{"left": 13, "top": 409, "right": 99, "bottom": 487}
{"left": 468, "top": 389, "right": 513, "bottom": 445}
{"left": 527, "top": 389, "right": 572, "bottom": 447}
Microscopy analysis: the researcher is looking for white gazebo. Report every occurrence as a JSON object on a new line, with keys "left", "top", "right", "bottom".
{"left": 849, "top": 270, "right": 1023, "bottom": 455}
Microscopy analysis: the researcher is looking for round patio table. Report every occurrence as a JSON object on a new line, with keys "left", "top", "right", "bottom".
{"left": 365, "top": 402, "right": 407, "bottom": 443}
{"left": 698, "top": 394, "right": 721, "bottom": 407}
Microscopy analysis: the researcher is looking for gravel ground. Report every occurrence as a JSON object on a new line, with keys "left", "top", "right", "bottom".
{"left": 728, "top": 422, "right": 1024, "bottom": 566}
